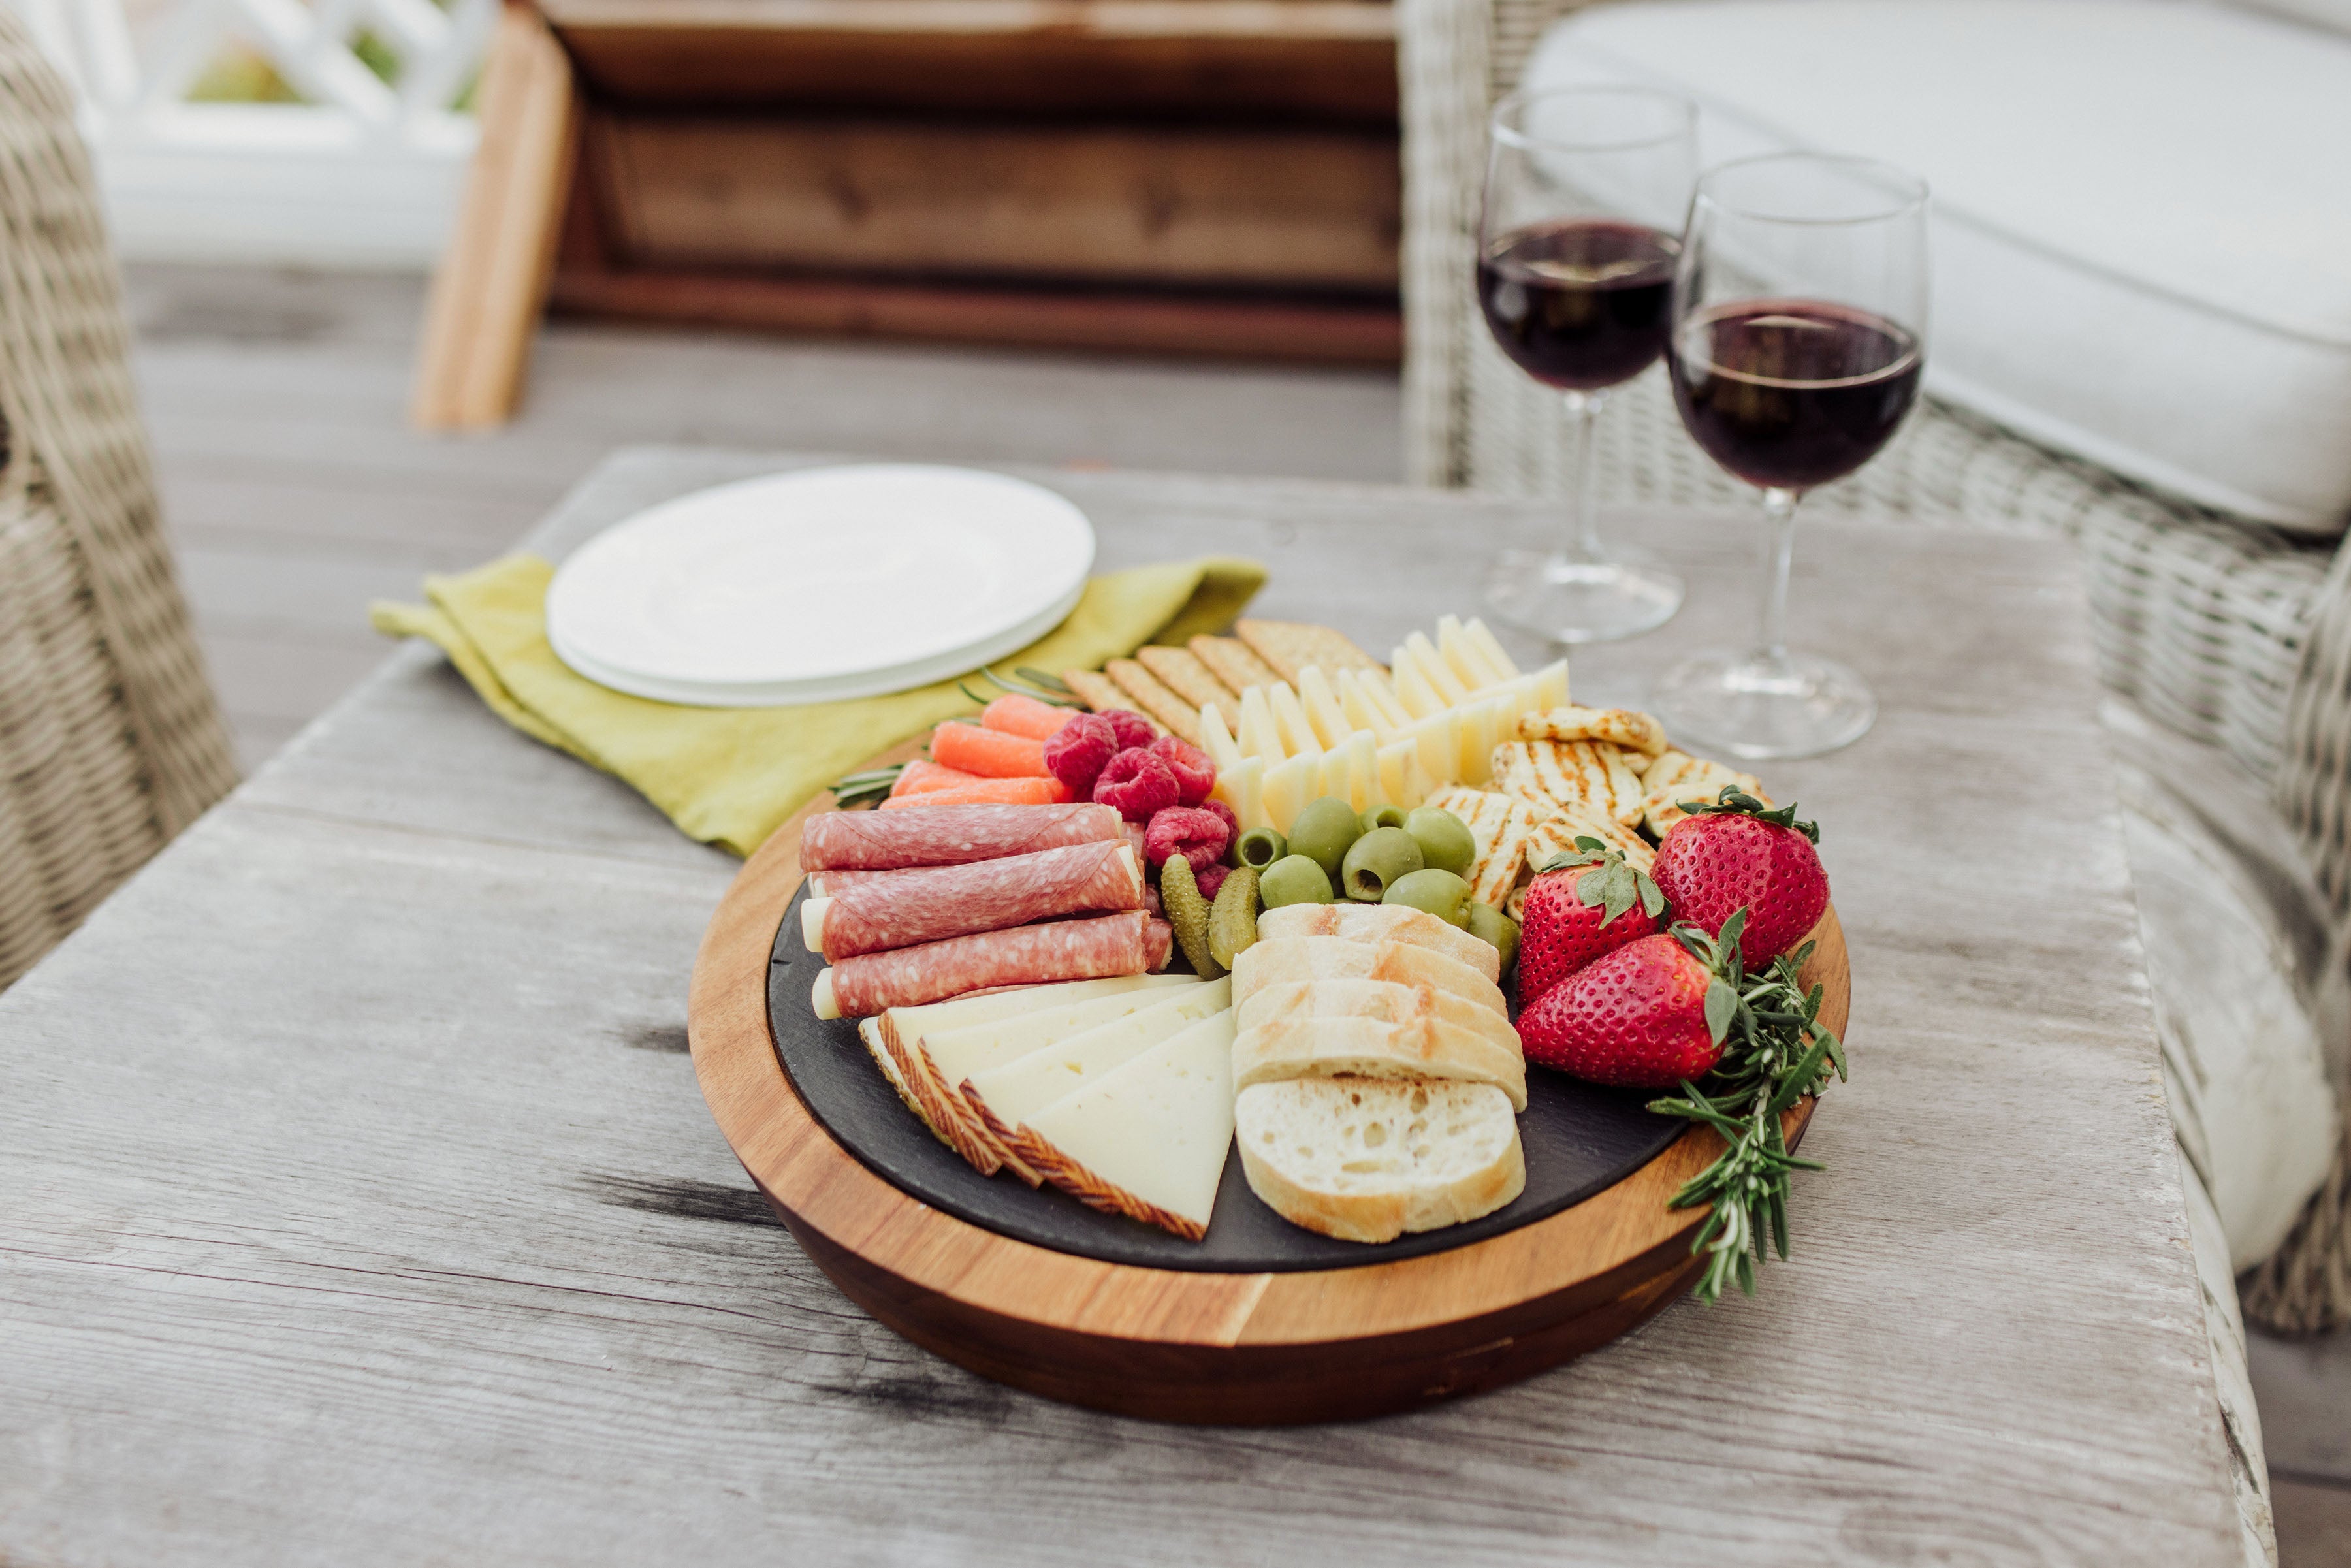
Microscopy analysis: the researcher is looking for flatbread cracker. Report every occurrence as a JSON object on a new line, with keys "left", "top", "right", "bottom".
{"left": 1422, "top": 785, "right": 1538, "bottom": 909}
{"left": 1106, "top": 658, "right": 1202, "bottom": 744}
{"left": 1135, "top": 645, "right": 1239, "bottom": 729}
{"left": 1062, "top": 668, "right": 1166, "bottom": 733}
{"left": 1640, "top": 750, "right": 1769, "bottom": 836}
{"left": 1516, "top": 705, "right": 1669, "bottom": 762}
{"left": 1189, "top": 634, "right": 1283, "bottom": 694}
{"left": 1235, "top": 618, "right": 1383, "bottom": 682}
{"left": 1492, "top": 739, "right": 1646, "bottom": 826}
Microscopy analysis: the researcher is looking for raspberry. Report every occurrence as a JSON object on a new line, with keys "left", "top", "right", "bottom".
{"left": 1196, "top": 797, "right": 1238, "bottom": 841}
{"left": 1145, "top": 805, "right": 1232, "bottom": 872}
{"left": 1147, "top": 735, "right": 1217, "bottom": 806}
{"left": 1042, "top": 712, "right": 1118, "bottom": 797}
{"left": 1196, "top": 863, "right": 1232, "bottom": 903}
{"left": 1093, "top": 748, "right": 1180, "bottom": 822}
{"left": 1100, "top": 709, "right": 1157, "bottom": 752}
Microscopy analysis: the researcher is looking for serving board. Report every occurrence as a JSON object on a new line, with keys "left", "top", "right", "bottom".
{"left": 688, "top": 744, "right": 1847, "bottom": 1423}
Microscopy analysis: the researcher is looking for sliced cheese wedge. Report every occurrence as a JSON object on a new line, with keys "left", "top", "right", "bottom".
{"left": 876, "top": 973, "right": 1192, "bottom": 1059}
{"left": 859, "top": 1017, "right": 942, "bottom": 1141}
{"left": 1405, "top": 632, "right": 1471, "bottom": 706}
{"left": 1375, "top": 737, "right": 1430, "bottom": 810}
{"left": 1230, "top": 935, "right": 1508, "bottom": 1016}
{"left": 965, "top": 978, "right": 1234, "bottom": 1162}
{"left": 1296, "top": 667, "right": 1352, "bottom": 750}
{"left": 1210, "top": 753, "right": 1267, "bottom": 832}
{"left": 1465, "top": 617, "right": 1522, "bottom": 681}
{"left": 1268, "top": 681, "right": 1320, "bottom": 758}
{"left": 1237, "top": 684, "right": 1286, "bottom": 765}
{"left": 1198, "top": 703, "right": 1245, "bottom": 772}
{"left": 1260, "top": 750, "right": 1322, "bottom": 833}
{"left": 1021, "top": 1008, "right": 1238, "bottom": 1240}
{"left": 1232, "top": 980, "right": 1527, "bottom": 1111}
{"left": 1403, "top": 708, "right": 1459, "bottom": 790}
{"left": 1437, "top": 614, "right": 1504, "bottom": 688}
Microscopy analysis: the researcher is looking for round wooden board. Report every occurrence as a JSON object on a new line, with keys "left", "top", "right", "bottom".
{"left": 688, "top": 743, "right": 1849, "bottom": 1424}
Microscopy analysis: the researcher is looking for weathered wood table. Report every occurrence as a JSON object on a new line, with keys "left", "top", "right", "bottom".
{"left": 0, "top": 449, "right": 2244, "bottom": 1563}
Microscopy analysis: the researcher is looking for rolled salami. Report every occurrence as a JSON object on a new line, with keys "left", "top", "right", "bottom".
{"left": 1146, "top": 918, "right": 1174, "bottom": 972}
{"left": 801, "top": 840, "right": 1144, "bottom": 961}
{"left": 801, "top": 802, "right": 1122, "bottom": 872}
{"left": 814, "top": 911, "right": 1159, "bottom": 1019}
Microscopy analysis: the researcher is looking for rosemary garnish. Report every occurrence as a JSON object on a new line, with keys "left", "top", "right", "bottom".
{"left": 1647, "top": 908, "right": 1846, "bottom": 1304}
{"left": 829, "top": 765, "right": 905, "bottom": 809}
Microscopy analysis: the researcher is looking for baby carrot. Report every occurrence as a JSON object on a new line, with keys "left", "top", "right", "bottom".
{"left": 879, "top": 776, "right": 1071, "bottom": 808}
{"left": 889, "top": 759, "right": 986, "bottom": 797}
{"left": 931, "top": 720, "right": 1048, "bottom": 778}
{"left": 980, "top": 692, "right": 1078, "bottom": 741}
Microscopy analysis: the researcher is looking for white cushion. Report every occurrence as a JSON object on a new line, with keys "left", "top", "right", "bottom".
{"left": 1525, "top": 0, "right": 2351, "bottom": 535}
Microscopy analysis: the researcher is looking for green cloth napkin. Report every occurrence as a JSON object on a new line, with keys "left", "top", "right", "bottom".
{"left": 370, "top": 552, "right": 1264, "bottom": 857}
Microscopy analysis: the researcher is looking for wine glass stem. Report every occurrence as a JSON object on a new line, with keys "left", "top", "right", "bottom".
{"left": 1563, "top": 390, "right": 1606, "bottom": 564}
{"left": 1757, "top": 486, "right": 1799, "bottom": 664}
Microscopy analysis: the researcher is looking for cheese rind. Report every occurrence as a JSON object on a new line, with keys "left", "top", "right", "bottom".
{"left": 1019, "top": 1008, "right": 1239, "bottom": 1240}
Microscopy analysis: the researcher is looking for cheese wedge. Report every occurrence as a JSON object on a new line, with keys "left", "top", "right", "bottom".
{"left": 1268, "top": 682, "right": 1320, "bottom": 758}
{"left": 878, "top": 974, "right": 1192, "bottom": 1060}
{"left": 1465, "top": 617, "right": 1522, "bottom": 682}
{"left": 1341, "top": 729, "right": 1380, "bottom": 812}
{"left": 859, "top": 1017, "right": 940, "bottom": 1139}
{"left": 1198, "top": 703, "right": 1245, "bottom": 771}
{"left": 1230, "top": 935, "right": 1508, "bottom": 1016}
{"left": 1210, "top": 753, "right": 1267, "bottom": 832}
{"left": 1254, "top": 901, "right": 1503, "bottom": 984}
{"left": 1236, "top": 685, "right": 1285, "bottom": 765}
{"left": 1260, "top": 751, "right": 1321, "bottom": 833}
{"left": 1337, "top": 670, "right": 1399, "bottom": 741}
{"left": 964, "top": 980, "right": 1233, "bottom": 1159}
{"left": 1297, "top": 667, "right": 1352, "bottom": 750}
{"left": 1356, "top": 667, "right": 1416, "bottom": 729}
{"left": 1403, "top": 708, "right": 1459, "bottom": 790}
{"left": 1404, "top": 632, "right": 1470, "bottom": 707}
{"left": 1020, "top": 1008, "right": 1238, "bottom": 1240}
{"left": 1232, "top": 982, "right": 1527, "bottom": 1110}
{"left": 1375, "top": 737, "right": 1430, "bottom": 810}
{"left": 1437, "top": 614, "right": 1503, "bottom": 688}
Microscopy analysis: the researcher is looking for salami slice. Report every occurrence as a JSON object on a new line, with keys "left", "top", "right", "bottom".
{"left": 805, "top": 840, "right": 1144, "bottom": 961}
{"left": 1146, "top": 918, "right": 1174, "bottom": 972}
{"left": 801, "top": 802, "right": 1122, "bottom": 872}
{"left": 815, "top": 911, "right": 1158, "bottom": 1019}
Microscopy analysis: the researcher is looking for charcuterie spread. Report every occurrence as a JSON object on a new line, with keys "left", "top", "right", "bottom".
{"left": 803, "top": 613, "right": 1846, "bottom": 1302}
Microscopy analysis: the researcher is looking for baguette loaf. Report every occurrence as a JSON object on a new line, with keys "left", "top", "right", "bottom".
{"left": 1235, "top": 1077, "right": 1524, "bottom": 1243}
{"left": 1231, "top": 936, "right": 1507, "bottom": 1016}
{"left": 1233, "top": 980, "right": 1527, "bottom": 1109}
{"left": 1253, "top": 902, "right": 1501, "bottom": 984}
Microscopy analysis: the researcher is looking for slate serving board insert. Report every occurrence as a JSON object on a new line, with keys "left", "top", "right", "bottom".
{"left": 767, "top": 885, "right": 1682, "bottom": 1272}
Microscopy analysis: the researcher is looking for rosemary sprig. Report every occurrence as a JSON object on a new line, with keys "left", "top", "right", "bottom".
{"left": 828, "top": 764, "right": 905, "bottom": 809}
{"left": 1646, "top": 908, "right": 1847, "bottom": 1304}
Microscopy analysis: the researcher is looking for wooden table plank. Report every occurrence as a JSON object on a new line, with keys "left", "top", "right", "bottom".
{"left": 0, "top": 449, "right": 2241, "bottom": 1563}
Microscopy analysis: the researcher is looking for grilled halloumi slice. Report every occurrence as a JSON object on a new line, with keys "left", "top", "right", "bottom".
{"left": 1515, "top": 705, "right": 1669, "bottom": 765}
{"left": 1491, "top": 739, "right": 1646, "bottom": 826}
{"left": 1526, "top": 812, "right": 1654, "bottom": 872}
{"left": 1640, "top": 750, "right": 1770, "bottom": 836}
{"left": 1422, "top": 785, "right": 1538, "bottom": 908}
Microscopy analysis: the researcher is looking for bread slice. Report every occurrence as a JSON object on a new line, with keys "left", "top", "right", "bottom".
{"left": 1236, "top": 1077, "right": 1525, "bottom": 1243}
{"left": 1253, "top": 901, "right": 1503, "bottom": 984}
{"left": 1234, "top": 979, "right": 1527, "bottom": 1110}
{"left": 1232, "top": 936, "right": 1507, "bottom": 1016}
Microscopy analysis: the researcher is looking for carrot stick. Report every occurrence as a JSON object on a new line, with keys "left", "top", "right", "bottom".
{"left": 889, "top": 759, "right": 986, "bottom": 798}
{"left": 879, "top": 776, "right": 1072, "bottom": 808}
{"left": 980, "top": 693, "right": 1078, "bottom": 741}
{"left": 931, "top": 721, "right": 1049, "bottom": 778}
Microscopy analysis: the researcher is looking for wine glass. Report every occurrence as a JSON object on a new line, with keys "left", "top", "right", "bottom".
{"left": 1652, "top": 153, "right": 1929, "bottom": 759}
{"left": 1479, "top": 86, "right": 1695, "bottom": 645}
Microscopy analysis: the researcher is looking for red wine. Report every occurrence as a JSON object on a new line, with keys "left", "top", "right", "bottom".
{"left": 1479, "top": 220, "right": 1680, "bottom": 392}
{"left": 1670, "top": 300, "right": 1921, "bottom": 490}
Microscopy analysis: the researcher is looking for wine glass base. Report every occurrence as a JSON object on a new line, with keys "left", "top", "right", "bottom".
{"left": 1484, "top": 549, "right": 1684, "bottom": 645}
{"left": 1652, "top": 648, "right": 1876, "bottom": 761}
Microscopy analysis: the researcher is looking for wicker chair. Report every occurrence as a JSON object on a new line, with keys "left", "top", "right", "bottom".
{"left": 0, "top": 12, "right": 238, "bottom": 987}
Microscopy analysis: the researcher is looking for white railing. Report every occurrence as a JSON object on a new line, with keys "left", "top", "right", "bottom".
{"left": 10, "top": 0, "right": 494, "bottom": 268}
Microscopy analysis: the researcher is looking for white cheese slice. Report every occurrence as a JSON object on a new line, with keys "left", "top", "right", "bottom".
{"left": 1336, "top": 670, "right": 1399, "bottom": 741}
{"left": 1376, "top": 737, "right": 1430, "bottom": 809}
{"left": 1021, "top": 1008, "right": 1238, "bottom": 1240}
{"left": 1211, "top": 753, "right": 1267, "bottom": 832}
{"left": 1405, "top": 632, "right": 1471, "bottom": 706}
{"left": 1403, "top": 708, "right": 1460, "bottom": 788}
{"left": 1197, "top": 703, "right": 1244, "bottom": 772}
{"left": 1357, "top": 667, "right": 1416, "bottom": 729}
{"left": 1260, "top": 750, "right": 1322, "bottom": 833}
{"left": 859, "top": 1017, "right": 941, "bottom": 1134}
{"left": 1237, "top": 684, "right": 1286, "bottom": 765}
{"left": 1296, "top": 667, "right": 1353, "bottom": 749}
{"left": 966, "top": 978, "right": 1233, "bottom": 1133}
{"left": 1267, "top": 681, "right": 1321, "bottom": 758}
{"left": 881, "top": 973, "right": 1194, "bottom": 1057}
{"left": 1392, "top": 651, "right": 1447, "bottom": 719}
{"left": 916, "top": 977, "right": 1209, "bottom": 1095}
{"left": 1531, "top": 657, "right": 1570, "bottom": 710}
{"left": 1465, "top": 616, "right": 1521, "bottom": 680}
{"left": 1437, "top": 615, "right": 1504, "bottom": 688}
{"left": 1342, "top": 729, "right": 1380, "bottom": 812}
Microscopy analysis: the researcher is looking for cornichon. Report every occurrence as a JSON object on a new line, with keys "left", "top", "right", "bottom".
{"left": 1207, "top": 865, "right": 1261, "bottom": 971}
{"left": 1160, "top": 856, "right": 1224, "bottom": 980}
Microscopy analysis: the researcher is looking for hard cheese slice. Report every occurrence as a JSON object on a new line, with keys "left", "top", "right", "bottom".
{"left": 964, "top": 978, "right": 1233, "bottom": 1158}
{"left": 1020, "top": 1008, "right": 1239, "bottom": 1240}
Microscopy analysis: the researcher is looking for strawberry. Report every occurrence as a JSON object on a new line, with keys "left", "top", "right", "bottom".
{"left": 1651, "top": 789, "right": 1828, "bottom": 965}
{"left": 1518, "top": 920, "right": 1744, "bottom": 1087}
{"left": 1514, "top": 838, "right": 1665, "bottom": 1008}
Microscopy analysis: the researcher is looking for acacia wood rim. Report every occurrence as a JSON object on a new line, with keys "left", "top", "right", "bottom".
{"left": 687, "top": 747, "right": 1847, "bottom": 1421}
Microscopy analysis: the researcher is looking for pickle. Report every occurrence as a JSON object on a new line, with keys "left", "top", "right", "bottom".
{"left": 1207, "top": 865, "right": 1262, "bottom": 971}
{"left": 1160, "top": 855, "right": 1224, "bottom": 979}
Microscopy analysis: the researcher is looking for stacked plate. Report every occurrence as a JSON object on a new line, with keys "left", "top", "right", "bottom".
{"left": 545, "top": 465, "right": 1097, "bottom": 707}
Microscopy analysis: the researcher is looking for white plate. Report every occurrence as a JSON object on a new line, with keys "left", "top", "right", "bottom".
{"left": 545, "top": 465, "right": 1096, "bottom": 707}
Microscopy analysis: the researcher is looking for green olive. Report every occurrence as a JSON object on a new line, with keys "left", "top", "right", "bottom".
{"left": 1235, "top": 826, "right": 1288, "bottom": 871}
{"left": 1259, "top": 854, "right": 1335, "bottom": 909}
{"left": 1383, "top": 867, "right": 1472, "bottom": 927}
{"left": 1360, "top": 804, "right": 1408, "bottom": 833}
{"left": 1341, "top": 826, "right": 1425, "bottom": 901}
{"left": 1465, "top": 899, "right": 1520, "bottom": 970}
{"left": 1403, "top": 807, "right": 1477, "bottom": 877}
{"left": 1287, "top": 796, "right": 1364, "bottom": 880}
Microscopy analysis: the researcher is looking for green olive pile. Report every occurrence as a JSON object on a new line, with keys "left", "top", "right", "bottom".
{"left": 1261, "top": 799, "right": 1519, "bottom": 967}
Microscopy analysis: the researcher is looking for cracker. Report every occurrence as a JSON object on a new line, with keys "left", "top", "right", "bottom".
{"left": 1492, "top": 739, "right": 1646, "bottom": 826}
{"left": 1423, "top": 785, "right": 1538, "bottom": 908}
{"left": 1062, "top": 668, "right": 1164, "bottom": 733}
{"left": 1235, "top": 618, "right": 1383, "bottom": 682}
{"left": 1135, "top": 645, "right": 1239, "bottom": 729}
{"left": 1189, "top": 634, "right": 1283, "bottom": 694}
{"left": 1639, "top": 750, "right": 1769, "bottom": 837}
{"left": 1106, "top": 658, "right": 1202, "bottom": 745}
{"left": 1516, "top": 705, "right": 1669, "bottom": 761}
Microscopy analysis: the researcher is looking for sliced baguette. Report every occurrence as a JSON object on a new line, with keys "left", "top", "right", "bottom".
{"left": 1233, "top": 980, "right": 1527, "bottom": 1110}
{"left": 1253, "top": 901, "right": 1502, "bottom": 984}
{"left": 1235, "top": 1077, "right": 1524, "bottom": 1243}
{"left": 1231, "top": 936, "right": 1507, "bottom": 1016}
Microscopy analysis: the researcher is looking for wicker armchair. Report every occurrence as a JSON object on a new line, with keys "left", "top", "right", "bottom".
{"left": 0, "top": 13, "right": 238, "bottom": 987}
